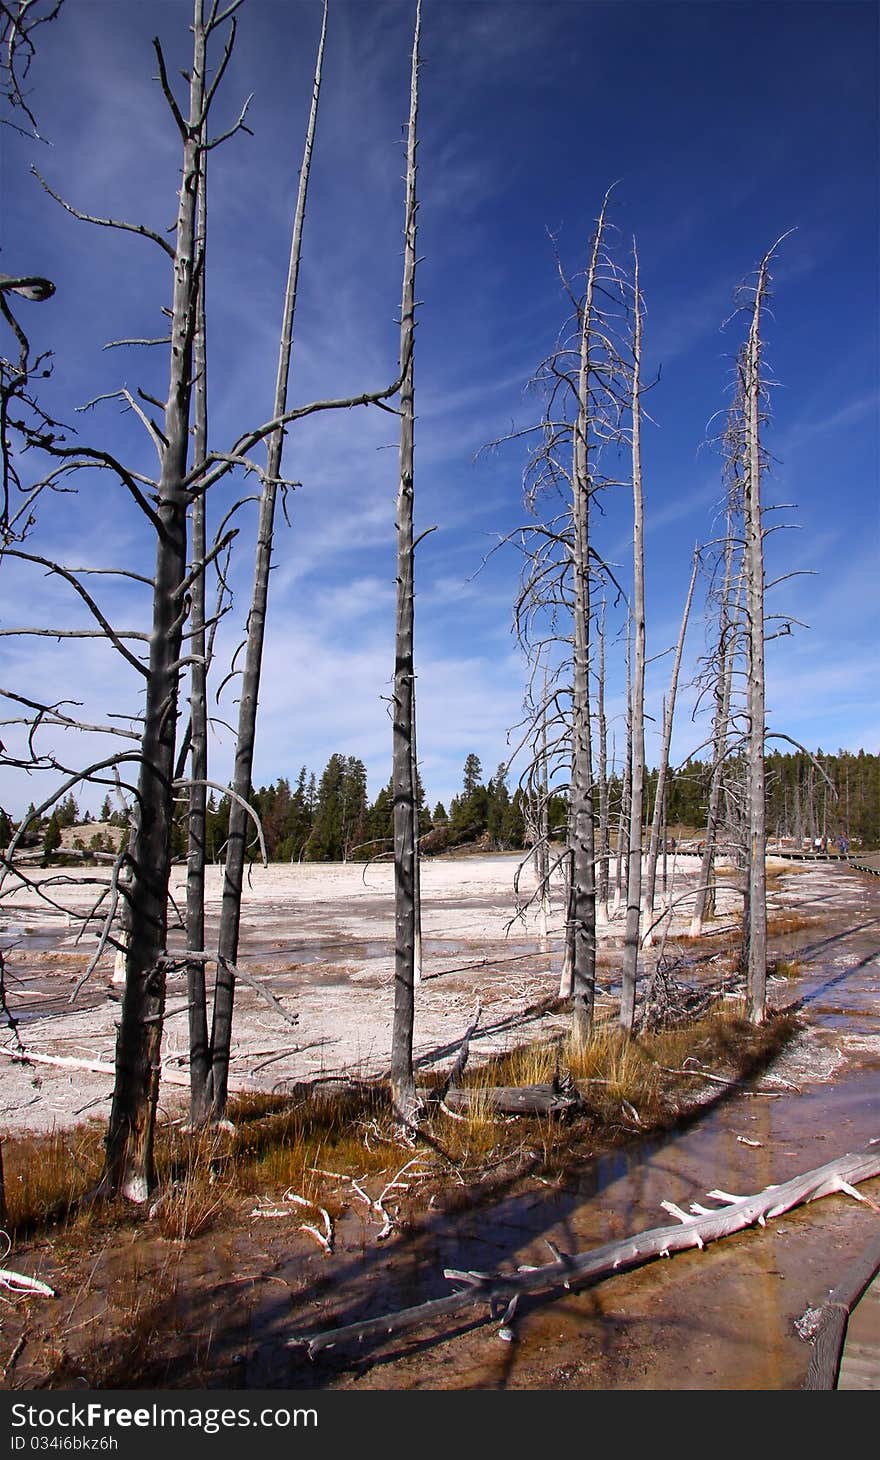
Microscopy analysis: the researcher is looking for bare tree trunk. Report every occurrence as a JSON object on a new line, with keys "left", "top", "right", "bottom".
{"left": 186, "top": 113, "right": 211, "bottom": 1127}
{"left": 613, "top": 623, "right": 632, "bottom": 917}
{"left": 595, "top": 598, "right": 610, "bottom": 922}
{"left": 642, "top": 546, "right": 699, "bottom": 943}
{"left": 209, "top": 1, "right": 328, "bottom": 1117}
{"left": 744, "top": 253, "right": 771, "bottom": 1023}
{"left": 567, "top": 202, "right": 613, "bottom": 1049}
{"left": 620, "top": 248, "right": 646, "bottom": 1034}
{"left": 558, "top": 848, "right": 573, "bottom": 998}
{"left": 389, "top": 0, "right": 422, "bottom": 1122}
{"left": 536, "top": 667, "right": 551, "bottom": 941}
{"left": 411, "top": 673, "right": 422, "bottom": 985}
{"left": 690, "top": 553, "right": 741, "bottom": 937}
{"left": 660, "top": 772, "right": 669, "bottom": 894}
{"left": 103, "top": 0, "right": 207, "bottom": 1199}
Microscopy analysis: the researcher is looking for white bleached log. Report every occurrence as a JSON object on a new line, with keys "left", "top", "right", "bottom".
{"left": 0, "top": 1268, "right": 55, "bottom": 1297}
{"left": 0, "top": 1043, "right": 253, "bottom": 1093}
{"left": 290, "top": 1145, "right": 880, "bottom": 1359}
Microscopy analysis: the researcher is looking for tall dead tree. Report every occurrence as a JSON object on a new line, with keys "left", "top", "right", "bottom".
{"left": 0, "top": 1, "right": 60, "bottom": 545}
{"left": 641, "top": 544, "right": 699, "bottom": 944}
{"left": 389, "top": 0, "right": 422, "bottom": 1123}
{"left": 0, "top": 0, "right": 63, "bottom": 140}
{"left": 689, "top": 493, "right": 744, "bottom": 938}
{"left": 613, "top": 616, "right": 632, "bottom": 917}
{"left": 742, "top": 244, "right": 778, "bottom": 1023}
{"left": 206, "top": 0, "right": 329, "bottom": 1121}
{"left": 594, "top": 598, "right": 610, "bottom": 922}
{"left": 102, "top": 0, "right": 216, "bottom": 1199}
{"left": 505, "top": 195, "right": 626, "bottom": 1046}
{"left": 3, "top": 0, "right": 402, "bottom": 1191}
{"left": 619, "top": 245, "right": 646, "bottom": 1034}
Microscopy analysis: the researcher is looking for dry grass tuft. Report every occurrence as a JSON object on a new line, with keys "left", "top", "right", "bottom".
{"left": 1, "top": 1000, "right": 800, "bottom": 1256}
{"left": 152, "top": 1129, "right": 231, "bottom": 1242}
{"left": 770, "top": 956, "right": 803, "bottom": 979}
{"left": 767, "top": 912, "right": 818, "bottom": 936}
{"left": 2, "top": 1123, "right": 105, "bottom": 1234}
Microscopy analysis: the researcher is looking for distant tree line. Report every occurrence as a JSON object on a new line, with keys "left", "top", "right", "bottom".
{"left": 175, "top": 745, "right": 880, "bottom": 862}
{"left": 763, "top": 748, "right": 879, "bottom": 848}
{"left": 4, "top": 746, "right": 877, "bottom": 864}
{"left": 633, "top": 748, "right": 879, "bottom": 849}
{"left": 166, "top": 752, "right": 534, "bottom": 864}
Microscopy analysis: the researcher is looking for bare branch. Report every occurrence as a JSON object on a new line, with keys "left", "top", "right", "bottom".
{"left": 31, "top": 166, "right": 177, "bottom": 259}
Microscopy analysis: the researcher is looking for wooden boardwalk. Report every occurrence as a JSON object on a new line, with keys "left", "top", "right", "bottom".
{"left": 804, "top": 1235, "right": 880, "bottom": 1389}
{"left": 773, "top": 849, "right": 880, "bottom": 877}
{"left": 838, "top": 1272, "right": 880, "bottom": 1390}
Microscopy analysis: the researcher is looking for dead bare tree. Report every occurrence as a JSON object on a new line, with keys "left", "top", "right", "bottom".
{"left": 389, "top": 0, "right": 422, "bottom": 1124}
{"left": 292, "top": 1144, "right": 880, "bottom": 1359}
{"left": 641, "top": 544, "right": 699, "bottom": 944}
{"left": 594, "top": 598, "right": 610, "bottom": 923}
{"left": 1, "top": 0, "right": 407, "bottom": 1195}
{"left": 686, "top": 236, "right": 796, "bottom": 994}
{"left": 101, "top": 0, "right": 231, "bottom": 1199}
{"left": 0, "top": 0, "right": 63, "bottom": 140}
{"left": 206, "top": 0, "right": 329, "bottom": 1122}
{"left": 533, "top": 659, "right": 552, "bottom": 940}
{"left": 741, "top": 242, "right": 780, "bottom": 1023}
{"left": 501, "top": 194, "right": 628, "bottom": 1046}
{"left": 619, "top": 244, "right": 646, "bottom": 1033}
{"left": 689, "top": 472, "right": 745, "bottom": 938}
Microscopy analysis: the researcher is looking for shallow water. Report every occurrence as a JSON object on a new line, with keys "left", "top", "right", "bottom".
{"left": 279, "top": 863, "right": 880, "bottom": 1391}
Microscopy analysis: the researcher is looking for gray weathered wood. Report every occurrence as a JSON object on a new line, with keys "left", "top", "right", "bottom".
{"left": 566, "top": 198, "right": 612, "bottom": 1048}
{"left": 642, "top": 546, "right": 699, "bottom": 939}
{"left": 209, "top": 0, "right": 328, "bottom": 1117}
{"left": 743, "top": 247, "right": 774, "bottom": 1022}
{"left": 291, "top": 1145, "right": 880, "bottom": 1359}
{"left": 443, "top": 1082, "right": 584, "bottom": 1116}
{"left": 103, "top": 0, "right": 211, "bottom": 1201}
{"left": 620, "top": 245, "right": 646, "bottom": 1032}
{"left": 389, "top": 0, "right": 422, "bottom": 1124}
{"left": 185, "top": 102, "right": 211, "bottom": 1128}
{"left": 804, "top": 1232, "right": 880, "bottom": 1389}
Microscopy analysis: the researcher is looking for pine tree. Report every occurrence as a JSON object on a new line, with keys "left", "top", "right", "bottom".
{"left": 462, "top": 753, "right": 483, "bottom": 799}
{"left": 42, "top": 812, "right": 61, "bottom": 861}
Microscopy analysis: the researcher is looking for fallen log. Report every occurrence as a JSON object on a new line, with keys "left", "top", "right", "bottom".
{"left": 0, "top": 1043, "right": 255, "bottom": 1094}
{"left": 289, "top": 1143, "right": 880, "bottom": 1359}
{"left": 442, "top": 1082, "right": 584, "bottom": 1116}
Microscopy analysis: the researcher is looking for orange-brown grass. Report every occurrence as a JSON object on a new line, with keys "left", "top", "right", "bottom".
{"left": 2, "top": 1123, "right": 105, "bottom": 1234}
{"left": 770, "top": 956, "right": 803, "bottom": 979}
{"left": 417, "top": 1000, "right": 798, "bottom": 1172}
{"left": 0, "top": 1005, "right": 801, "bottom": 1392}
{"left": 767, "top": 912, "right": 819, "bottom": 936}
{"left": 2, "top": 1004, "right": 799, "bottom": 1249}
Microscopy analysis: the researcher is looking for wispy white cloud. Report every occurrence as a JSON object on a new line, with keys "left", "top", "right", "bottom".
{"left": 1, "top": 0, "right": 874, "bottom": 825}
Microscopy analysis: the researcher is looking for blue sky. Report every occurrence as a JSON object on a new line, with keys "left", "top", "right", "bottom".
{"left": 1, "top": 0, "right": 877, "bottom": 820}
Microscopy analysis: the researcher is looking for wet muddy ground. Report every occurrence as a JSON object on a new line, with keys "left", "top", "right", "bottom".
{"left": 305, "top": 864, "right": 879, "bottom": 1391}
{"left": 2, "top": 857, "right": 879, "bottom": 1389}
